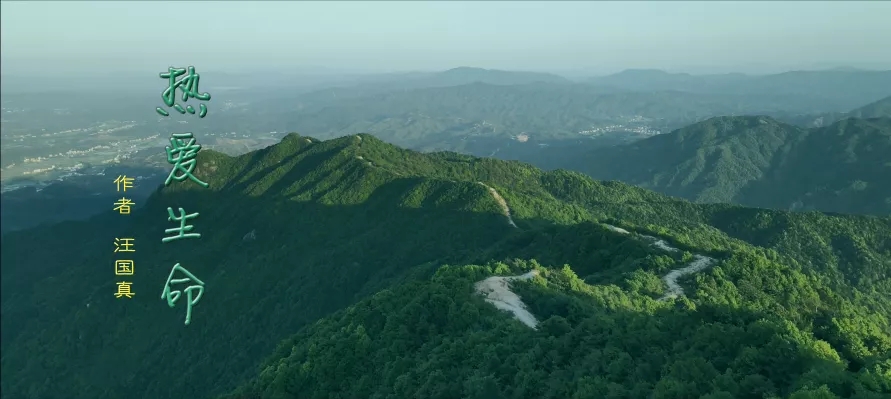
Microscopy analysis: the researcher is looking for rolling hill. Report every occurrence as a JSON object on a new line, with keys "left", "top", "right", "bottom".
{"left": 551, "top": 116, "right": 891, "bottom": 216}
{"left": 1, "top": 133, "right": 889, "bottom": 399}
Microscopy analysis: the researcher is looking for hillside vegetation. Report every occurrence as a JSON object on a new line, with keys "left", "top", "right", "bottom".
{"left": 1, "top": 133, "right": 889, "bottom": 399}
{"left": 554, "top": 116, "right": 891, "bottom": 216}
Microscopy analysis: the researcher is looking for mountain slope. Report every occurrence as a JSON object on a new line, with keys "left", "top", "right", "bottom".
{"left": 559, "top": 116, "right": 891, "bottom": 216}
{"left": 2, "top": 133, "right": 889, "bottom": 399}
{"left": 850, "top": 96, "right": 891, "bottom": 119}
{"left": 777, "top": 96, "right": 891, "bottom": 128}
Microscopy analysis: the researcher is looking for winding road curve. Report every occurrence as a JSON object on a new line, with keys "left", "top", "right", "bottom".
{"left": 476, "top": 223, "right": 716, "bottom": 328}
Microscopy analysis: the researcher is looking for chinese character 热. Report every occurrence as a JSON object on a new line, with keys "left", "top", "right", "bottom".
{"left": 162, "top": 207, "right": 201, "bottom": 243}
{"left": 114, "top": 238, "right": 135, "bottom": 253}
{"left": 156, "top": 66, "right": 211, "bottom": 118}
{"left": 160, "top": 263, "right": 205, "bottom": 325}
{"left": 115, "top": 260, "right": 134, "bottom": 276}
{"left": 164, "top": 132, "right": 209, "bottom": 188}
{"left": 115, "top": 281, "right": 135, "bottom": 298}
{"left": 114, "top": 175, "right": 134, "bottom": 192}
{"left": 113, "top": 198, "right": 135, "bottom": 214}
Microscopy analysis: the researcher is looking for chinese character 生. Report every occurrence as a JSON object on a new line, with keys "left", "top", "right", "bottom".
{"left": 114, "top": 238, "right": 135, "bottom": 253}
{"left": 113, "top": 198, "right": 135, "bottom": 214}
{"left": 114, "top": 175, "right": 134, "bottom": 192}
{"left": 115, "top": 281, "right": 135, "bottom": 298}
{"left": 164, "top": 132, "right": 209, "bottom": 188}
{"left": 162, "top": 207, "right": 201, "bottom": 243}
{"left": 156, "top": 66, "right": 211, "bottom": 118}
{"left": 115, "top": 260, "right": 134, "bottom": 276}
{"left": 161, "top": 263, "right": 205, "bottom": 325}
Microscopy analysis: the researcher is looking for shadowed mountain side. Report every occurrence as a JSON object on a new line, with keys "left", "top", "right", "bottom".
{"left": 0, "top": 166, "right": 166, "bottom": 234}
{"left": 737, "top": 118, "right": 891, "bottom": 214}
{"left": 0, "top": 186, "right": 518, "bottom": 399}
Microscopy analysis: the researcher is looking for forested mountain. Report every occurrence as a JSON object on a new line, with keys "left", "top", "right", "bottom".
{"left": 2, "top": 133, "right": 889, "bottom": 399}
{"left": 550, "top": 116, "right": 891, "bottom": 216}
{"left": 776, "top": 96, "right": 891, "bottom": 128}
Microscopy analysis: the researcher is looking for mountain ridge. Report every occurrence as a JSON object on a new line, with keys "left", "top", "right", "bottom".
{"left": 551, "top": 116, "right": 891, "bottom": 216}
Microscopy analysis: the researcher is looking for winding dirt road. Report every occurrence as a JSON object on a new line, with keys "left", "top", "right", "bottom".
{"left": 475, "top": 223, "right": 716, "bottom": 329}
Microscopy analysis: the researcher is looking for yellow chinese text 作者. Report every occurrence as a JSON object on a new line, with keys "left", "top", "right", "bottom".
{"left": 115, "top": 281, "right": 135, "bottom": 298}
{"left": 115, "top": 260, "right": 134, "bottom": 276}
{"left": 113, "top": 198, "right": 135, "bottom": 215}
{"left": 114, "top": 238, "right": 135, "bottom": 253}
{"left": 114, "top": 175, "right": 135, "bottom": 192}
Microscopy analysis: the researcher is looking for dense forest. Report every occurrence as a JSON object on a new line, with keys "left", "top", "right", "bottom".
{"left": 1, "top": 133, "right": 889, "bottom": 399}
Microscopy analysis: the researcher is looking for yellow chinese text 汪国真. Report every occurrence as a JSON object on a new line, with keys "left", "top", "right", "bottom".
{"left": 115, "top": 260, "right": 134, "bottom": 276}
{"left": 114, "top": 238, "right": 135, "bottom": 253}
{"left": 115, "top": 281, "right": 135, "bottom": 298}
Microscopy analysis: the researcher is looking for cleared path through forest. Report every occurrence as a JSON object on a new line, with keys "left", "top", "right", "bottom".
{"left": 477, "top": 182, "right": 518, "bottom": 228}
{"left": 474, "top": 270, "right": 540, "bottom": 329}
{"left": 474, "top": 224, "right": 717, "bottom": 329}
{"left": 611, "top": 226, "right": 717, "bottom": 301}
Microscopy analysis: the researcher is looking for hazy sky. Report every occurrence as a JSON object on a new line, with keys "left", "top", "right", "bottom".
{"left": 2, "top": 1, "right": 891, "bottom": 76}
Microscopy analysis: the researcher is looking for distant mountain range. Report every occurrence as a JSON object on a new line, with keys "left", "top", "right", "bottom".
{"left": 249, "top": 71, "right": 890, "bottom": 155}
{"left": 587, "top": 69, "right": 891, "bottom": 110}
{"left": 546, "top": 115, "right": 891, "bottom": 216}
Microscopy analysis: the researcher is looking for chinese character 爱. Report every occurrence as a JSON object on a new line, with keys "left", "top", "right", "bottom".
{"left": 164, "top": 132, "right": 209, "bottom": 188}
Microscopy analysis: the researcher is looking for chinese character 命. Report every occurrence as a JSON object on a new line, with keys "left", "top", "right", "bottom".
{"left": 160, "top": 263, "right": 205, "bottom": 325}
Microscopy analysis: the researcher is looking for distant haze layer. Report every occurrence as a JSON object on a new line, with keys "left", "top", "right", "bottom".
{"left": 2, "top": 1, "right": 890, "bottom": 77}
